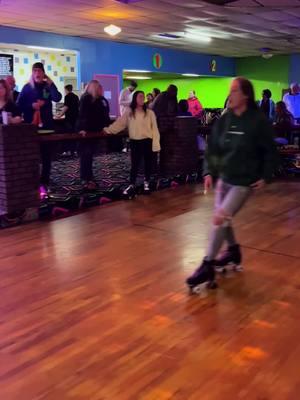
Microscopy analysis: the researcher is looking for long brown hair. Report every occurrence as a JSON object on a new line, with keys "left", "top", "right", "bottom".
{"left": 0, "top": 79, "right": 12, "bottom": 103}
{"left": 130, "top": 91, "right": 147, "bottom": 118}
{"left": 234, "top": 77, "right": 258, "bottom": 110}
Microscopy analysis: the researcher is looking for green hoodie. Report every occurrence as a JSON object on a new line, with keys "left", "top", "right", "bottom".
{"left": 203, "top": 109, "right": 278, "bottom": 186}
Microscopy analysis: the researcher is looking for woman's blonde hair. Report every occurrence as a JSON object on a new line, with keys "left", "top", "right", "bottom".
{"left": 0, "top": 79, "right": 12, "bottom": 103}
{"left": 85, "top": 80, "right": 103, "bottom": 99}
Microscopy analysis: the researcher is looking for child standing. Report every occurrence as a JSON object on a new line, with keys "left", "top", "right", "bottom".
{"left": 105, "top": 91, "right": 160, "bottom": 195}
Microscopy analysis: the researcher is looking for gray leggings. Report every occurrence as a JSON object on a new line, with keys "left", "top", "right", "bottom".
{"left": 206, "top": 180, "right": 251, "bottom": 261}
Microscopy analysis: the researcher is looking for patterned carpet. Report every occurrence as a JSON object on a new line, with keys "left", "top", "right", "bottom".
{"left": 38, "top": 152, "right": 200, "bottom": 219}
{"left": 1, "top": 149, "right": 299, "bottom": 228}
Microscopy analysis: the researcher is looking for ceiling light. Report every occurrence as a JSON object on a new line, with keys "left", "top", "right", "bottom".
{"left": 260, "top": 47, "right": 273, "bottom": 59}
{"left": 262, "top": 53, "right": 273, "bottom": 59}
{"left": 28, "top": 45, "right": 69, "bottom": 52}
{"left": 184, "top": 33, "right": 212, "bottom": 43}
{"left": 124, "top": 69, "right": 151, "bottom": 73}
{"left": 156, "top": 33, "right": 181, "bottom": 40}
{"left": 104, "top": 24, "right": 122, "bottom": 36}
{"left": 182, "top": 73, "right": 200, "bottom": 77}
{"left": 125, "top": 76, "right": 152, "bottom": 80}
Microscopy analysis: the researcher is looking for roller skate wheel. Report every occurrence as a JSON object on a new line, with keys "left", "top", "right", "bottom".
{"left": 234, "top": 264, "right": 244, "bottom": 272}
{"left": 188, "top": 283, "right": 205, "bottom": 295}
{"left": 215, "top": 266, "right": 227, "bottom": 274}
{"left": 208, "top": 281, "right": 218, "bottom": 289}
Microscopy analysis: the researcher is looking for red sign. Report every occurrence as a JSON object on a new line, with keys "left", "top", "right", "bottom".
{"left": 153, "top": 53, "right": 163, "bottom": 69}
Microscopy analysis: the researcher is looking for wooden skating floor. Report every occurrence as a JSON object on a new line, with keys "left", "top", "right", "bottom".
{"left": 1, "top": 181, "right": 300, "bottom": 400}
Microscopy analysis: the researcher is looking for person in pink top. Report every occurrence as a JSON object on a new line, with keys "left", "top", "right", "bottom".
{"left": 187, "top": 90, "right": 203, "bottom": 118}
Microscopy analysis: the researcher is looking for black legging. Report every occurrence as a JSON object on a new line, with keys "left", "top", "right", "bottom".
{"left": 40, "top": 143, "right": 52, "bottom": 186}
{"left": 130, "top": 139, "right": 153, "bottom": 184}
{"left": 79, "top": 139, "right": 98, "bottom": 182}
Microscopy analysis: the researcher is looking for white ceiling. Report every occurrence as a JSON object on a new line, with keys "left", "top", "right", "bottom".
{"left": 0, "top": 0, "right": 300, "bottom": 57}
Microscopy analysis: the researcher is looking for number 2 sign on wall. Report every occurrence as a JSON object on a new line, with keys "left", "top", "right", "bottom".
{"left": 210, "top": 59, "right": 217, "bottom": 73}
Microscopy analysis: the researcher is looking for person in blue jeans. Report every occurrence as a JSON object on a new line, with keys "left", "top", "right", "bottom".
{"left": 17, "top": 62, "right": 62, "bottom": 187}
{"left": 186, "top": 77, "right": 277, "bottom": 293}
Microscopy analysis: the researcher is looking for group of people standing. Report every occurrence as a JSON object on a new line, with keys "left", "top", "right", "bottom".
{"left": 121, "top": 81, "right": 204, "bottom": 120}
{"left": 1, "top": 67, "right": 163, "bottom": 194}
{"left": 0, "top": 68, "right": 282, "bottom": 293}
{"left": 256, "top": 83, "right": 300, "bottom": 144}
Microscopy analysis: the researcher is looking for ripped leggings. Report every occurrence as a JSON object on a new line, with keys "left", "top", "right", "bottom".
{"left": 206, "top": 180, "right": 251, "bottom": 261}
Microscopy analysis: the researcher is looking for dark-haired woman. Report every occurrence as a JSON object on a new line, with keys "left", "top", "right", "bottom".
{"left": 146, "top": 93, "right": 154, "bottom": 108}
{"left": 258, "top": 89, "right": 275, "bottom": 121}
{"left": 178, "top": 99, "right": 192, "bottom": 116}
{"left": 105, "top": 91, "right": 160, "bottom": 195}
{"left": 152, "top": 88, "right": 161, "bottom": 100}
{"left": 186, "top": 77, "right": 277, "bottom": 293}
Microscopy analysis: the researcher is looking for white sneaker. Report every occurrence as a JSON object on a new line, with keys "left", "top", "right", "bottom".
{"left": 123, "top": 184, "right": 135, "bottom": 196}
{"left": 144, "top": 181, "right": 150, "bottom": 193}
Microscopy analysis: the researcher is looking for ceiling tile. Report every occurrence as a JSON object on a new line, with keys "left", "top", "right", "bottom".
{"left": 0, "top": 0, "right": 299, "bottom": 56}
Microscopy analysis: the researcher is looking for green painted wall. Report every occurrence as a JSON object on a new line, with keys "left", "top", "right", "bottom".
{"left": 236, "top": 55, "right": 289, "bottom": 102}
{"left": 124, "top": 55, "right": 290, "bottom": 108}
{"left": 124, "top": 77, "right": 233, "bottom": 108}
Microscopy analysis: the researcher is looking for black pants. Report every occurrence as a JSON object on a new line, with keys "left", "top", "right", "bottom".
{"left": 63, "top": 121, "right": 78, "bottom": 154}
{"left": 79, "top": 139, "right": 97, "bottom": 182}
{"left": 130, "top": 139, "right": 153, "bottom": 184}
{"left": 40, "top": 143, "right": 52, "bottom": 186}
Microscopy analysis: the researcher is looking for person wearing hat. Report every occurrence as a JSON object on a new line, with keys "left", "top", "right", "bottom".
{"left": 283, "top": 83, "right": 300, "bottom": 123}
{"left": 17, "top": 62, "right": 62, "bottom": 187}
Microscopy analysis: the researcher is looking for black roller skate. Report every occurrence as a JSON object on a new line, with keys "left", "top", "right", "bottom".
{"left": 215, "top": 244, "right": 243, "bottom": 274}
{"left": 186, "top": 259, "right": 218, "bottom": 295}
{"left": 122, "top": 184, "right": 136, "bottom": 200}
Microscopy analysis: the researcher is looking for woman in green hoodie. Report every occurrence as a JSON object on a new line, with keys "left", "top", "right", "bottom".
{"left": 186, "top": 77, "right": 277, "bottom": 293}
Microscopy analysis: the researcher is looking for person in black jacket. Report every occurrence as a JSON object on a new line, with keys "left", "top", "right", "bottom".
{"left": 77, "top": 80, "right": 110, "bottom": 189}
{"left": 17, "top": 62, "right": 62, "bottom": 187}
{"left": 186, "top": 77, "right": 277, "bottom": 293}
{"left": 151, "top": 84, "right": 178, "bottom": 119}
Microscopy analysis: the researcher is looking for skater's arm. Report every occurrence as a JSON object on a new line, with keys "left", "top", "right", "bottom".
{"left": 258, "top": 116, "right": 279, "bottom": 183}
{"left": 76, "top": 95, "right": 90, "bottom": 132}
{"left": 119, "top": 89, "right": 131, "bottom": 108}
{"left": 149, "top": 110, "right": 161, "bottom": 152}
{"left": 104, "top": 111, "right": 128, "bottom": 134}
{"left": 151, "top": 93, "right": 163, "bottom": 116}
{"left": 203, "top": 118, "right": 223, "bottom": 178}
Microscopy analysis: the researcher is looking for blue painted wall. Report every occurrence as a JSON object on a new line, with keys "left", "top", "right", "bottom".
{"left": 289, "top": 54, "right": 300, "bottom": 84}
{"left": 0, "top": 26, "right": 235, "bottom": 84}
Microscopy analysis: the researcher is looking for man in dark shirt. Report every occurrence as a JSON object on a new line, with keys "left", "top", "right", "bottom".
{"left": 152, "top": 84, "right": 178, "bottom": 119}
{"left": 58, "top": 84, "right": 79, "bottom": 131}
